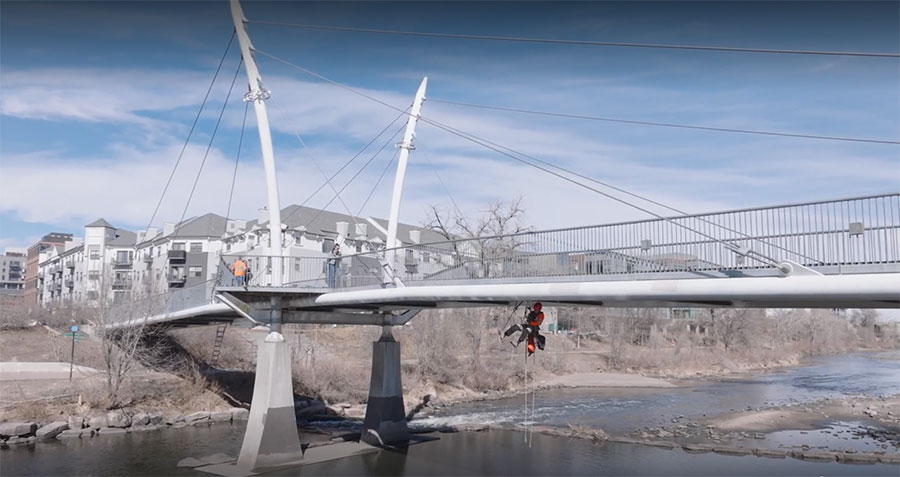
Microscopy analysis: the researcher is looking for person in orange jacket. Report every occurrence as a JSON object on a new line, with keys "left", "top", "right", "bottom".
{"left": 503, "top": 302, "right": 546, "bottom": 355}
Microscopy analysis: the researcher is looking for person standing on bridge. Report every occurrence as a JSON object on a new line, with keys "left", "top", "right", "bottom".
{"left": 326, "top": 243, "right": 342, "bottom": 288}
{"left": 231, "top": 257, "right": 248, "bottom": 286}
{"left": 503, "top": 302, "right": 546, "bottom": 355}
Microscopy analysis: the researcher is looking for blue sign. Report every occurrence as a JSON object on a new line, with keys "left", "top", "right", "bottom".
{"left": 70, "top": 325, "right": 78, "bottom": 332}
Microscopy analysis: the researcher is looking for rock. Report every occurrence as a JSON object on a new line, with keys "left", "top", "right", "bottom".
{"left": 147, "top": 412, "right": 164, "bottom": 425}
{"left": 130, "top": 425, "right": 160, "bottom": 433}
{"left": 67, "top": 416, "right": 85, "bottom": 430}
{"left": 296, "top": 402, "right": 327, "bottom": 418}
{"left": 36, "top": 422, "right": 69, "bottom": 440}
{"left": 57, "top": 429, "right": 83, "bottom": 439}
{"left": 753, "top": 448, "right": 786, "bottom": 458}
{"left": 643, "top": 440, "right": 675, "bottom": 449}
{"left": 681, "top": 444, "right": 714, "bottom": 453}
{"left": 132, "top": 412, "right": 150, "bottom": 426}
{"left": 88, "top": 415, "right": 109, "bottom": 429}
{"left": 177, "top": 457, "right": 206, "bottom": 468}
{"left": 0, "top": 422, "right": 37, "bottom": 438}
{"left": 24, "top": 436, "right": 36, "bottom": 444}
{"left": 5, "top": 437, "right": 21, "bottom": 445}
{"left": 99, "top": 427, "right": 127, "bottom": 435}
{"left": 656, "top": 430, "right": 673, "bottom": 438}
{"left": 713, "top": 447, "right": 753, "bottom": 456}
{"left": 184, "top": 411, "right": 210, "bottom": 423}
{"left": 231, "top": 408, "right": 249, "bottom": 421}
{"left": 877, "top": 454, "right": 900, "bottom": 465}
{"left": 798, "top": 451, "right": 835, "bottom": 462}
{"left": 106, "top": 411, "right": 131, "bottom": 428}
{"left": 165, "top": 413, "right": 184, "bottom": 425}
{"left": 209, "top": 411, "right": 232, "bottom": 423}
{"left": 838, "top": 453, "right": 878, "bottom": 464}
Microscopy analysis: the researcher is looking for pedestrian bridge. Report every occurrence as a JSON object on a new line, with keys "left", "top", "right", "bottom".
{"left": 109, "top": 192, "right": 900, "bottom": 329}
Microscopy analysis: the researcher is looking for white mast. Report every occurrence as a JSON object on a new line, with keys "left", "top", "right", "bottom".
{"left": 230, "top": 0, "right": 283, "bottom": 286}
{"left": 385, "top": 77, "right": 427, "bottom": 281}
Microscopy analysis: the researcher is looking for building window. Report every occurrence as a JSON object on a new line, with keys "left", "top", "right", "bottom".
{"left": 190, "top": 242, "right": 202, "bottom": 252}
{"left": 88, "top": 270, "right": 100, "bottom": 280}
{"left": 172, "top": 242, "right": 185, "bottom": 251}
{"left": 226, "top": 242, "right": 232, "bottom": 252}
{"left": 322, "top": 238, "right": 335, "bottom": 253}
{"left": 188, "top": 266, "right": 202, "bottom": 278}
{"left": 89, "top": 249, "right": 100, "bottom": 260}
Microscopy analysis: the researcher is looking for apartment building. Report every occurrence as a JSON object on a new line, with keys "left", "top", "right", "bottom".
{"left": 24, "top": 232, "right": 73, "bottom": 305}
{"left": 0, "top": 249, "right": 27, "bottom": 304}
{"left": 35, "top": 205, "right": 440, "bottom": 307}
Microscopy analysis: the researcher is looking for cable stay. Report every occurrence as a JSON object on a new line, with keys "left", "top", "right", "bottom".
{"left": 253, "top": 49, "right": 821, "bottom": 267}
{"left": 142, "top": 30, "right": 236, "bottom": 236}
{"left": 427, "top": 98, "right": 900, "bottom": 145}
{"left": 247, "top": 20, "right": 900, "bottom": 58}
{"left": 174, "top": 57, "right": 244, "bottom": 237}
{"left": 224, "top": 102, "right": 250, "bottom": 226}
{"left": 278, "top": 108, "right": 410, "bottom": 234}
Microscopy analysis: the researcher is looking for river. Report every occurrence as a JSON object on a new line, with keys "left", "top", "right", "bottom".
{"left": 1, "top": 352, "right": 898, "bottom": 476}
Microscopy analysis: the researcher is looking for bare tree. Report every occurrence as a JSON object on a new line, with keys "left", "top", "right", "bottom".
{"left": 710, "top": 309, "right": 751, "bottom": 351}
{"left": 424, "top": 197, "right": 531, "bottom": 279}
{"left": 86, "top": 265, "right": 166, "bottom": 408}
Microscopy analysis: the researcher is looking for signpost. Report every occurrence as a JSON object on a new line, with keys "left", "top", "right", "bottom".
{"left": 62, "top": 325, "right": 86, "bottom": 380}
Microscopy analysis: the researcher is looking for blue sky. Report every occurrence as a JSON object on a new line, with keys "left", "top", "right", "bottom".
{"left": 1, "top": 1, "right": 898, "bottom": 251}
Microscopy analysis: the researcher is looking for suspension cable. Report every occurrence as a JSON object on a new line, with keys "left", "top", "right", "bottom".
{"left": 356, "top": 147, "right": 401, "bottom": 218}
{"left": 247, "top": 20, "right": 900, "bottom": 58}
{"left": 277, "top": 108, "right": 410, "bottom": 228}
{"left": 298, "top": 123, "right": 406, "bottom": 236}
{"left": 141, "top": 30, "right": 235, "bottom": 241}
{"left": 427, "top": 98, "right": 899, "bottom": 145}
{"left": 225, "top": 102, "right": 250, "bottom": 225}
{"left": 251, "top": 50, "right": 791, "bottom": 266}
{"left": 175, "top": 56, "right": 243, "bottom": 236}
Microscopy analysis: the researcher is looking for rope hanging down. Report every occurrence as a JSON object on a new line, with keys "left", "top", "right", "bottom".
{"left": 247, "top": 20, "right": 900, "bottom": 58}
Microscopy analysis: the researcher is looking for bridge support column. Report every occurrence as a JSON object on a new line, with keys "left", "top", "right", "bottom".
{"left": 362, "top": 325, "right": 409, "bottom": 446}
{"left": 237, "top": 296, "right": 303, "bottom": 470}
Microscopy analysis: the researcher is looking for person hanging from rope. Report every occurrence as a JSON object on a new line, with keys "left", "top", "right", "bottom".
{"left": 503, "top": 302, "right": 546, "bottom": 355}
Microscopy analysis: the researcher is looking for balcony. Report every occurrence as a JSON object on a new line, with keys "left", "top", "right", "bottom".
{"left": 113, "top": 258, "right": 133, "bottom": 269}
{"left": 54, "top": 282, "right": 62, "bottom": 291}
{"left": 112, "top": 278, "right": 132, "bottom": 289}
{"left": 167, "top": 276, "right": 186, "bottom": 287}
{"left": 143, "top": 255, "right": 153, "bottom": 264}
{"left": 168, "top": 250, "right": 186, "bottom": 262}
{"left": 65, "top": 278, "right": 74, "bottom": 288}
{"left": 64, "top": 260, "right": 74, "bottom": 269}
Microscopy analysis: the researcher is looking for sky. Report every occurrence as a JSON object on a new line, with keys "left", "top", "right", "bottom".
{"left": 1, "top": 1, "right": 898, "bottom": 252}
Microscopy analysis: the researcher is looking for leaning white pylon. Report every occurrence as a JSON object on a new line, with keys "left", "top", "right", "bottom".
{"left": 230, "top": 0, "right": 283, "bottom": 286}
{"left": 385, "top": 77, "right": 428, "bottom": 285}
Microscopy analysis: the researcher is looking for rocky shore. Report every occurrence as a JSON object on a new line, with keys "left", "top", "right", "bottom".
{"left": 0, "top": 407, "right": 250, "bottom": 448}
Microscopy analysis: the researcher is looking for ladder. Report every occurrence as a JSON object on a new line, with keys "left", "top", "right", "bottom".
{"left": 210, "top": 323, "right": 228, "bottom": 366}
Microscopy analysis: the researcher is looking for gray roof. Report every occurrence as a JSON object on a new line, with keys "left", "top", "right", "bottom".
{"left": 85, "top": 218, "right": 115, "bottom": 228}
{"left": 173, "top": 213, "right": 227, "bottom": 238}
{"left": 246, "top": 205, "right": 446, "bottom": 245}
{"left": 108, "top": 228, "right": 137, "bottom": 247}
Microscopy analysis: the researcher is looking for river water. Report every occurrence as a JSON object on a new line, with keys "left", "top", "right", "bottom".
{"left": 1, "top": 352, "right": 898, "bottom": 476}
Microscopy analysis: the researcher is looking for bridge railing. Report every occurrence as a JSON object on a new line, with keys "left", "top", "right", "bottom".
{"left": 215, "top": 193, "right": 899, "bottom": 290}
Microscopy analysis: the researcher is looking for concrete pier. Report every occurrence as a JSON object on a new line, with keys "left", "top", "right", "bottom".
{"left": 236, "top": 297, "right": 303, "bottom": 470}
{"left": 362, "top": 326, "right": 409, "bottom": 446}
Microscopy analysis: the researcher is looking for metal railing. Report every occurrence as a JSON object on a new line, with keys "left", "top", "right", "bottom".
{"left": 104, "top": 193, "right": 900, "bottom": 326}
{"left": 216, "top": 193, "right": 900, "bottom": 289}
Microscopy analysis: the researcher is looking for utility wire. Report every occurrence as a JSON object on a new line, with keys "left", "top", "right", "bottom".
{"left": 175, "top": 56, "right": 243, "bottom": 236}
{"left": 427, "top": 98, "right": 900, "bottom": 145}
{"left": 141, "top": 30, "right": 235, "bottom": 242}
{"left": 248, "top": 21, "right": 900, "bottom": 58}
